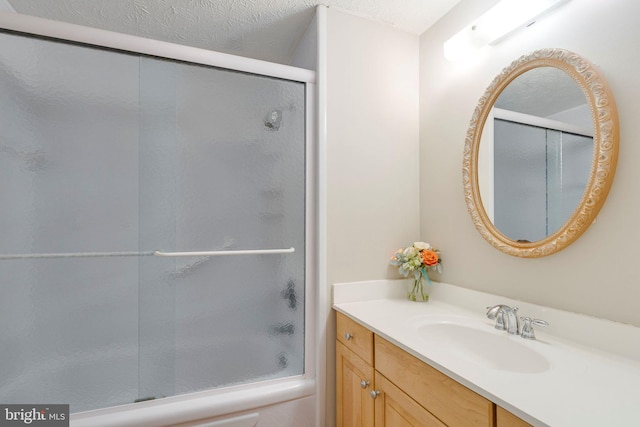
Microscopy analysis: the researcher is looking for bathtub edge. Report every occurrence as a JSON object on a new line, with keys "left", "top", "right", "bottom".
{"left": 71, "top": 377, "right": 315, "bottom": 427}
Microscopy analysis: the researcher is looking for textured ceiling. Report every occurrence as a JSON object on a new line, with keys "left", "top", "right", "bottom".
{"left": 3, "top": 0, "right": 461, "bottom": 65}
{"left": 496, "top": 66, "right": 587, "bottom": 118}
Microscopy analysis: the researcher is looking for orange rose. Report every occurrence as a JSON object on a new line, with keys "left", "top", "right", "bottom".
{"left": 421, "top": 249, "right": 439, "bottom": 267}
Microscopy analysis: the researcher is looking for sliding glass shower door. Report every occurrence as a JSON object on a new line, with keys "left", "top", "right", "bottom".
{"left": 0, "top": 30, "right": 306, "bottom": 413}
{"left": 136, "top": 56, "right": 306, "bottom": 401}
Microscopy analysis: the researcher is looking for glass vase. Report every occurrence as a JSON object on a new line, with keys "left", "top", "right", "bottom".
{"left": 408, "top": 278, "right": 429, "bottom": 302}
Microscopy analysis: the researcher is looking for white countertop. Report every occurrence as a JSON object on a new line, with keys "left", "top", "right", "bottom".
{"left": 332, "top": 280, "right": 640, "bottom": 427}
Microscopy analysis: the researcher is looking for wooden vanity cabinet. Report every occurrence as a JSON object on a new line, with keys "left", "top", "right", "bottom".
{"left": 336, "top": 311, "right": 532, "bottom": 427}
{"left": 336, "top": 312, "right": 375, "bottom": 427}
{"left": 496, "top": 406, "right": 533, "bottom": 427}
{"left": 336, "top": 311, "right": 477, "bottom": 426}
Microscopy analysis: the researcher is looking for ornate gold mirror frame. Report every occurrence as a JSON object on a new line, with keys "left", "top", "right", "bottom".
{"left": 463, "top": 48, "right": 619, "bottom": 257}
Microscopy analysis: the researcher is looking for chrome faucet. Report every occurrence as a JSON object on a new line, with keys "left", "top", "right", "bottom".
{"left": 486, "top": 304, "right": 520, "bottom": 335}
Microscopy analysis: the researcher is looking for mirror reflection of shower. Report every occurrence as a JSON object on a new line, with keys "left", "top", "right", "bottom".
{"left": 264, "top": 110, "right": 282, "bottom": 131}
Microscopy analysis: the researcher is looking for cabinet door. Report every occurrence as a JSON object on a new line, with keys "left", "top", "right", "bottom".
{"left": 336, "top": 341, "right": 375, "bottom": 427}
{"left": 374, "top": 372, "right": 446, "bottom": 427}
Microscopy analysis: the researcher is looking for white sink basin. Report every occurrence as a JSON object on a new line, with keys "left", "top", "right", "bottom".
{"left": 414, "top": 316, "right": 550, "bottom": 374}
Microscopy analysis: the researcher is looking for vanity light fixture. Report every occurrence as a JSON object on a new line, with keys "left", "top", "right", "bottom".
{"left": 443, "top": 0, "right": 568, "bottom": 62}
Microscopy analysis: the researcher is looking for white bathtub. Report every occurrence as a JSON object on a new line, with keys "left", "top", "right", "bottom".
{"left": 71, "top": 376, "right": 316, "bottom": 427}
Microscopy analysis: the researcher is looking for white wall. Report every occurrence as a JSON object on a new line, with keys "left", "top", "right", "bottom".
{"left": 326, "top": 8, "right": 420, "bottom": 286}
{"left": 324, "top": 6, "right": 420, "bottom": 426}
{"left": 290, "top": 13, "right": 317, "bottom": 71}
{"left": 419, "top": 0, "right": 640, "bottom": 326}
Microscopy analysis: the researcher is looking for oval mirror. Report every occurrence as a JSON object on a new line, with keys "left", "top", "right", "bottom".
{"left": 463, "top": 48, "right": 619, "bottom": 257}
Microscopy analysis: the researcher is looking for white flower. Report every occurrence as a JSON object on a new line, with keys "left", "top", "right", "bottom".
{"left": 403, "top": 246, "right": 418, "bottom": 258}
{"left": 413, "top": 241, "right": 431, "bottom": 251}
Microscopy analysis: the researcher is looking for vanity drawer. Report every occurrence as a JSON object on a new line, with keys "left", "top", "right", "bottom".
{"left": 374, "top": 336, "right": 494, "bottom": 427}
{"left": 336, "top": 311, "right": 374, "bottom": 365}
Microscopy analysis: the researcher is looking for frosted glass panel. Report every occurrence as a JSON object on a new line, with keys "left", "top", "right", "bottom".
{"left": 138, "top": 58, "right": 306, "bottom": 399}
{"left": 0, "top": 30, "right": 306, "bottom": 412}
{"left": 0, "top": 32, "right": 139, "bottom": 412}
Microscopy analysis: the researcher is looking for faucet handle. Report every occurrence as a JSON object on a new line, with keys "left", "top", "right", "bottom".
{"left": 486, "top": 304, "right": 509, "bottom": 331}
{"left": 520, "top": 317, "right": 548, "bottom": 340}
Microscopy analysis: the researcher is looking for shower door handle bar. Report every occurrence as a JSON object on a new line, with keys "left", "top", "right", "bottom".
{"left": 0, "top": 251, "right": 156, "bottom": 260}
{"left": 0, "top": 248, "right": 294, "bottom": 260}
{"left": 153, "top": 247, "right": 295, "bottom": 257}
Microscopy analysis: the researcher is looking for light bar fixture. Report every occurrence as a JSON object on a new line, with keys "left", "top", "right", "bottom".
{"left": 443, "top": 0, "right": 568, "bottom": 62}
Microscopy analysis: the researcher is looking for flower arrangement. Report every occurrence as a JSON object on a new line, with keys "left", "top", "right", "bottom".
{"left": 390, "top": 242, "right": 442, "bottom": 302}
